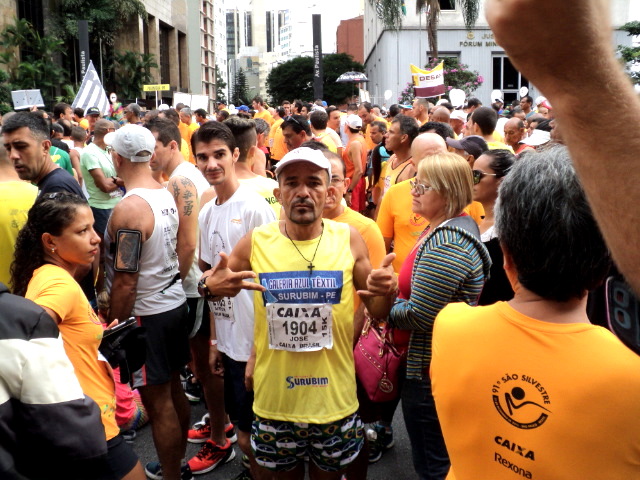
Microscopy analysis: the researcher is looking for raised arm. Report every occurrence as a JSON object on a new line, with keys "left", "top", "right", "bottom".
{"left": 486, "top": 0, "right": 640, "bottom": 294}
{"left": 202, "top": 231, "right": 266, "bottom": 298}
{"left": 350, "top": 225, "right": 397, "bottom": 318}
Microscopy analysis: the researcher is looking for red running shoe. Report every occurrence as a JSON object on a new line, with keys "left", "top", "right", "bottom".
{"left": 187, "top": 438, "right": 236, "bottom": 474}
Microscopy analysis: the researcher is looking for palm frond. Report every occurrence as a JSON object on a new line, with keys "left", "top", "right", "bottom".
{"left": 460, "top": 0, "right": 480, "bottom": 29}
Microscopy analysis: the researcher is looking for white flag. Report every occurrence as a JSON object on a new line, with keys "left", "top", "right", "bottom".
{"left": 72, "top": 60, "right": 109, "bottom": 116}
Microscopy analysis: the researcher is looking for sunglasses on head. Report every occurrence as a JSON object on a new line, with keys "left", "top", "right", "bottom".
{"left": 285, "top": 116, "right": 307, "bottom": 127}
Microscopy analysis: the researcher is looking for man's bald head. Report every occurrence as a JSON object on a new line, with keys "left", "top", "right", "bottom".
{"left": 430, "top": 107, "right": 450, "bottom": 123}
{"left": 503, "top": 117, "right": 527, "bottom": 149}
{"left": 94, "top": 119, "right": 114, "bottom": 138}
{"left": 505, "top": 117, "right": 524, "bottom": 130}
{"left": 411, "top": 133, "right": 447, "bottom": 165}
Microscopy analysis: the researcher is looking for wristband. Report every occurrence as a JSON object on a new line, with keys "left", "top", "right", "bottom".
{"left": 210, "top": 339, "right": 218, "bottom": 346}
{"left": 197, "top": 275, "right": 213, "bottom": 298}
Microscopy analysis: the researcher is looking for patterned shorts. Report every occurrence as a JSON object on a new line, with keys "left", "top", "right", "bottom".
{"left": 250, "top": 412, "right": 364, "bottom": 472}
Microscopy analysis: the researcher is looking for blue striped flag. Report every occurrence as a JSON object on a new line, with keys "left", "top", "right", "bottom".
{"left": 71, "top": 60, "right": 109, "bottom": 116}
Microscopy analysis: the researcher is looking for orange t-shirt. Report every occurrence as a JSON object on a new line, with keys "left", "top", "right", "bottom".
{"left": 376, "top": 180, "right": 428, "bottom": 273}
{"left": 343, "top": 135, "right": 367, "bottom": 181}
{"left": 179, "top": 122, "right": 199, "bottom": 164}
{"left": 26, "top": 264, "right": 119, "bottom": 440}
{"left": 269, "top": 119, "right": 288, "bottom": 161}
{"left": 433, "top": 301, "right": 640, "bottom": 480}
{"left": 333, "top": 206, "right": 385, "bottom": 312}
{"left": 377, "top": 180, "right": 484, "bottom": 273}
{"left": 254, "top": 109, "right": 274, "bottom": 126}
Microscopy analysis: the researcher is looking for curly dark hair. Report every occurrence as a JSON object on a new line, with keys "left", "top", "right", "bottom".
{"left": 10, "top": 192, "right": 88, "bottom": 296}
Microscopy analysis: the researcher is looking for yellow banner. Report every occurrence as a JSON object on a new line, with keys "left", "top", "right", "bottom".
{"left": 143, "top": 84, "right": 170, "bottom": 92}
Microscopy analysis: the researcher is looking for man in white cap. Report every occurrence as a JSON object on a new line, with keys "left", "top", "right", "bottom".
{"left": 104, "top": 124, "right": 191, "bottom": 480}
{"left": 200, "top": 146, "right": 398, "bottom": 479}
{"left": 449, "top": 110, "right": 467, "bottom": 137}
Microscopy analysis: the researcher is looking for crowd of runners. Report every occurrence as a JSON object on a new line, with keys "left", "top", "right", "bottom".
{"left": 2, "top": 1, "right": 640, "bottom": 480}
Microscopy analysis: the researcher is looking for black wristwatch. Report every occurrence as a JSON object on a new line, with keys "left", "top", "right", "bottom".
{"left": 347, "top": 188, "right": 353, "bottom": 193}
{"left": 197, "top": 275, "right": 213, "bottom": 298}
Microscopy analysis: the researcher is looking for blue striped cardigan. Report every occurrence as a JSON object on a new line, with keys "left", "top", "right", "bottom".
{"left": 389, "top": 216, "right": 492, "bottom": 380}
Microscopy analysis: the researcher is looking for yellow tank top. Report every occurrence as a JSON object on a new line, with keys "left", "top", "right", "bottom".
{"left": 250, "top": 219, "right": 358, "bottom": 423}
{"left": 315, "top": 132, "right": 338, "bottom": 153}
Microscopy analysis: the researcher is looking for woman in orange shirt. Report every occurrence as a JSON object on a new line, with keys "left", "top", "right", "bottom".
{"left": 11, "top": 192, "right": 145, "bottom": 480}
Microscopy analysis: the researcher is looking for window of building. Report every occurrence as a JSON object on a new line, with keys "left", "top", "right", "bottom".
{"left": 244, "top": 12, "right": 252, "bottom": 47}
{"left": 17, "top": 0, "right": 43, "bottom": 35}
{"left": 266, "top": 11, "right": 273, "bottom": 52}
{"left": 439, "top": 0, "right": 455, "bottom": 10}
{"left": 17, "top": 0, "right": 43, "bottom": 60}
{"left": 159, "top": 23, "right": 171, "bottom": 85}
{"left": 492, "top": 55, "right": 528, "bottom": 104}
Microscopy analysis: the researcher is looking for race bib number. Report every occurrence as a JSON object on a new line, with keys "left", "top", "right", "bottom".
{"left": 266, "top": 303, "right": 332, "bottom": 352}
{"left": 211, "top": 296, "right": 234, "bottom": 321}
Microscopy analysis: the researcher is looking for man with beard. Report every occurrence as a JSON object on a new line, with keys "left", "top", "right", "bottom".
{"left": 200, "top": 146, "right": 397, "bottom": 479}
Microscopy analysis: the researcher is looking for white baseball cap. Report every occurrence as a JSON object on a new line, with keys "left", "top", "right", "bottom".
{"left": 522, "top": 129, "right": 551, "bottom": 146}
{"left": 450, "top": 110, "right": 467, "bottom": 122}
{"left": 105, "top": 124, "right": 156, "bottom": 162}
{"left": 275, "top": 147, "right": 332, "bottom": 179}
{"left": 345, "top": 114, "right": 362, "bottom": 130}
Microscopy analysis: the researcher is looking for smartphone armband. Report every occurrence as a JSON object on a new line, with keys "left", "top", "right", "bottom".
{"left": 114, "top": 229, "right": 142, "bottom": 273}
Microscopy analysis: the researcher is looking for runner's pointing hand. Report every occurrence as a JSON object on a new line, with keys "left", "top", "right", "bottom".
{"left": 357, "top": 253, "right": 397, "bottom": 299}
{"left": 201, "top": 252, "right": 266, "bottom": 299}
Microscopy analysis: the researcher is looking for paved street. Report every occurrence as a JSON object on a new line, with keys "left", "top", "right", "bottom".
{"left": 132, "top": 401, "right": 419, "bottom": 480}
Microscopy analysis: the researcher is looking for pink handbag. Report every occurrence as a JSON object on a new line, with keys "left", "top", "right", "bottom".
{"left": 354, "top": 315, "right": 405, "bottom": 403}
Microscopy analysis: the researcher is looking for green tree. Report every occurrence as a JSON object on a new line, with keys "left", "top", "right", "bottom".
{"left": 50, "top": 0, "right": 147, "bottom": 46}
{"left": 110, "top": 51, "right": 157, "bottom": 100}
{"left": 618, "top": 21, "right": 640, "bottom": 85}
{"left": 0, "top": 18, "right": 68, "bottom": 105}
{"left": 50, "top": 0, "right": 148, "bottom": 94}
{"left": 215, "top": 65, "right": 227, "bottom": 104}
{"left": 0, "top": 70, "right": 14, "bottom": 114}
{"left": 323, "top": 53, "right": 366, "bottom": 105}
{"left": 231, "top": 67, "right": 249, "bottom": 106}
{"left": 266, "top": 57, "right": 313, "bottom": 105}
{"left": 373, "top": 0, "right": 480, "bottom": 60}
{"left": 266, "top": 53, "right": 365, "bottom": 105}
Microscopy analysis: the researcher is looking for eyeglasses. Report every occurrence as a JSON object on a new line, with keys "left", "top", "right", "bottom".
{"left": 331, "top": 177, "right": 345, "bottom": 185}
{"left": 472, "top": 170, "right": 498, "bottom": 185}
{"left": 409, "top": 179, "right": 435, "bottom": 195}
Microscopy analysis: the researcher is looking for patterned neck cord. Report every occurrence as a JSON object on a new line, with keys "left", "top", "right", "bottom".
{"left": 284, "top": 221, "right": 324, "bottom": 276}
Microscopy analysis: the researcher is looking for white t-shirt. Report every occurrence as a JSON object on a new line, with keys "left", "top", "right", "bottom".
{"left": 198, "top": 184, "right": 276, "bottom": 361}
